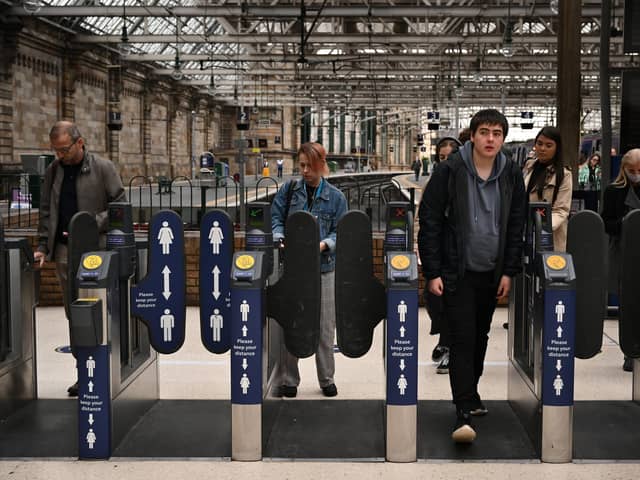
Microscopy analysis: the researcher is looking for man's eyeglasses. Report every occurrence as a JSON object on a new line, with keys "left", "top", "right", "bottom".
{"left": 51, "top": 138, "right": 78, "bottom": 155}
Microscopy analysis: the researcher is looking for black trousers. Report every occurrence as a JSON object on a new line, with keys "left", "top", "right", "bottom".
{"left": 443, "top": 270, "right": 498, "bottom": 412}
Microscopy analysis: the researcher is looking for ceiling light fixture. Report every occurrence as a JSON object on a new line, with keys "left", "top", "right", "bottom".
{"left": 171, "top": 17, "right": 183, "bottom": 81}
{"left": 501, "top": 1, "right": 516, "bottom": 58}
{"left": 23, "top": 1, "right": 42, "bottom": 14}
{"left": 119, "top": 3, "right": 132, "bottom": 57}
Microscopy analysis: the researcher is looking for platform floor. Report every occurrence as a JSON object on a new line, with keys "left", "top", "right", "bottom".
{"left": 1, "top": 306, "right": 638, "bottom": 479}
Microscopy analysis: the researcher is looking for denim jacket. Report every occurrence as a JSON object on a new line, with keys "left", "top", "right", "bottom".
{"left": 271, "top": 177, "right": 348, "bottom": 273}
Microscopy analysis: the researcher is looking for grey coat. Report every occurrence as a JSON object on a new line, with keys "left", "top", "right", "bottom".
{"left": 37, "top": 149, "right": 126, "bottom": 260}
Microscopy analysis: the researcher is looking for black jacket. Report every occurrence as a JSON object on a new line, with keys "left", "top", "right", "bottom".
{"left": 601, "top": 183, "right": 640, "bottom": 237}
{"left": 417, "top": 152, "right": 526, "bottom": 292}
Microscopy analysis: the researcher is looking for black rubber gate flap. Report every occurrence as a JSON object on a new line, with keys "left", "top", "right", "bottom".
{"left": 567, "top": 210, "right": 607, "bottom": 359}
{"left": 335, "top": 210, "right": 385, "bottom": 358}
{"left": 267, "top": 211, "right": 320, "bottom": 359}
{"left": 620, "top": 209, "right": 640, "bottom": 358}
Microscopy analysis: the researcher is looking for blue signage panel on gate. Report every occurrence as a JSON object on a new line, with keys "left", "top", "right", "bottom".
{"left": 231, "top": 288, "right": 262, "bottom": 404}
{"left": 542, "top": 289, "right": 576, "bottom": 406}
{"left": 386, "top": 289, "right": 418, "bottom": 405}
{"left": 77, "top": 345, "right": 111, "bottom": 459}
{"left": 200, "top": 210, "right": 233, "bottom": 353}
{"left": 131, "top": 211, "right": 186, "bottom": 354}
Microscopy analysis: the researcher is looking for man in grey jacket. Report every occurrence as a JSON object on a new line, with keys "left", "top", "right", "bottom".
{"left": 34, "top": 121, "right": 126, "bottom": 396}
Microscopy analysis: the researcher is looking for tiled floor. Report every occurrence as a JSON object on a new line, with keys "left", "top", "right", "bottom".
{"left": 1, "top": 305, "right": 638, "bottom": 479}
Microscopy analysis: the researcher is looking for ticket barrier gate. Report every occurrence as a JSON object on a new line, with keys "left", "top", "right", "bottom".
{"left": 70, "top": 203, "right": 159, "bottom": 458}
{"left": 229, "top": 201, "right": 322, "bottom": 460}
{"left": 507, "top": 203, "right": 577, "bottom": 463}
{"left": 335, "top": 201, "right": 418, "bottom": 462}
{"left": 566, "top": 209, "right": 640, "bottom": 460}
{"left": 0, "top": 216, "right": 37, "bottom": 420}
{"left": 229, "top": 200, "right": 416, "bottom": 461}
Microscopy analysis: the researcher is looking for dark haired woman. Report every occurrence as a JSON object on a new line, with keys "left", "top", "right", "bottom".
{"left": 522, "top": 126, "right": 573, "bottom": 251}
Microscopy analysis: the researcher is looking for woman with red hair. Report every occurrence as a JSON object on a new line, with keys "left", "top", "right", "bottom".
{"left": 271, "top": 142, "right": 348, "bottom": 397}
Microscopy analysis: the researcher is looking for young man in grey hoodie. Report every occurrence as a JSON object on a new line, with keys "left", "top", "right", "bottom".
{"left": 418, "top": 109, "right": 526, "bottom": 443}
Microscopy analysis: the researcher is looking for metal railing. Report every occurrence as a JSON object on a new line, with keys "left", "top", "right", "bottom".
{"left": 2, "top": 172, "right": 404, "bottom": 233}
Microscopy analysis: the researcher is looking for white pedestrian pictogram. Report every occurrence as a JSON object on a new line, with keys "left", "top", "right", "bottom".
{"left": 86, "top": 356, "right": 96, "bottom": 378}
{"left": 86, "top": 428, "right": 97, "bottom": 449}
{"left": 240, "top": 373, "right": 250, "bottom": 394}
{"left": 555, "top": 300, "right": 565, "bottom": 323}
{"left": 553, "top": 374, "right": 564, "bottom": 396}
{"left": 240, "top": 300, "right": 250, "bottom": 322}
{"left": 210, "top": 308, "right": 223, "bottom": 342}
{"left": 161, "top": 308, "right": 175, "bottom": 342}
{"left": 397, "top": 374, "right": 408, "bottom": 395}
{"left": 208, "top": 221, "right": 224, "bottom": 255}
{"left": 397, "top": 300, "right": 407, "bottom": 323}
{"left": 157, "top": 221, "right": 174, "bottom": 255}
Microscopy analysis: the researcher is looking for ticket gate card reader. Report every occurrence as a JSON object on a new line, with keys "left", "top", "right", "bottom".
{"left": 72, "top": 251, "right": 120, "bottom": 459}
{"left": 230, "top": 251, "right": 267, "bottom": 461}
{"left": 537, "top": 252, "right": 576, "bottom": 463}
{"left": 245, "top": 202, "right": 274, "bottom": 280}
{"left": 385, "top": 201, "right": 413, "bottom": 252}
{"left": 385, "top": 252, "right": 419, "bottom": 463}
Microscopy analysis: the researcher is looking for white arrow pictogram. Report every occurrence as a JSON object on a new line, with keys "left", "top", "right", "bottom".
{"left": 242, "top": 325, "right": 248, "bottom": 337}
{"left": 399, "top": 326, "right": 406, "bottom": 338}
{"left": 242, "top": 358, "right": 248, "bottom": 370}
{"left": 556, "top": 359, "right": 562, "bottom": 371}
{"left": 212, "top": 265, "right": 221, "bottom": 300}
{"left": 557, "top": 326, "right": 563, "bottom": 338}
{"left": 88, "top": 381, "right": 94, "bottom": 393}
{"left": 162, "top": 265, "right": 172, "bottom": 300}
{"left": 88, "top": 414, "right": 94, "bottom": 425}
{"left": 400, "top": 359, "right": 406, "bottom": 371}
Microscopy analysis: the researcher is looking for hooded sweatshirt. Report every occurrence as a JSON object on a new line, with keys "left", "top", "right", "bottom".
{"left": 459, "top": 141, "right": 506, "bottom": 272}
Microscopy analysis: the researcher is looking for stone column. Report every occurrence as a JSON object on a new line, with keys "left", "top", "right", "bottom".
{"left": 0, "top": 19, "right": 22, "bottom": 167}
{"left": 142, "top": 86, "right": 153, "bottom": 178}
{"left": 61, "top": 52, "right": 78, "bottom": 122}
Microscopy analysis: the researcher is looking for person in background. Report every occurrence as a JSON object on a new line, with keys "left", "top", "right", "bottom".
{"left": 418, "top": 109, "right": 526, "bottom": 443}
{"left": 426, "top": 136, "right": 463, "bottom": 374}
{"left": 412, "top": 157, "right": 422, "bottom": 181}
{"left": 522, "top": 126, "right": 573, "bottom": 251}
{"left": 579, "top": 152, "right": 602, "bottom": 191}
{"left": 277, "top": 158, "right": 284, "bottom": 178}
{"left": 271, "top": 142, "right": 348, "bottom": 397}
{"left": 34, "top": 121, "right": 126, "bottom": 397}
{"left": 600, "top": 148, "right": 640, "bottom": 372}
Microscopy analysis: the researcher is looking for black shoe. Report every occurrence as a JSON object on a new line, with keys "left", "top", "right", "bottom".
{"left": 623, "top": 357, "right": 633, "bottom": 372}
{"left": 452, "top": 411, "right": 476, "bottom": 443}
{"left": 431, "top": 345, "right": 448, "bottom": 362}
{"left": 503, "top": 322, "right": 509, "bottom": 329}
{"left": 321, "top": 384, "right": 338, "bottom": 397}
{"left": 67, "top": 381, "right": 78, "bottom": 397}
{"left": 280, "top": 385, "right": 297, "bottom": 398}
{"left": 469, "top": 395, "right": 488, "bottom": 416}
{"left": 436, "top": 353, "right": 450, "bottom": 374}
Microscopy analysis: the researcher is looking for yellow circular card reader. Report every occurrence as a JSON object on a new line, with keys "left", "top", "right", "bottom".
{"left": 82, "top": 255, "right": 103, "bottom": 270}
{"left": 235, "top": 255, "right": 255, "bottom": 270}
{"left": 546, "top": 255, "right": 566, "bottom": 271}
{"left": 390, "top": 254, "right": 411, "bottom": 271}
